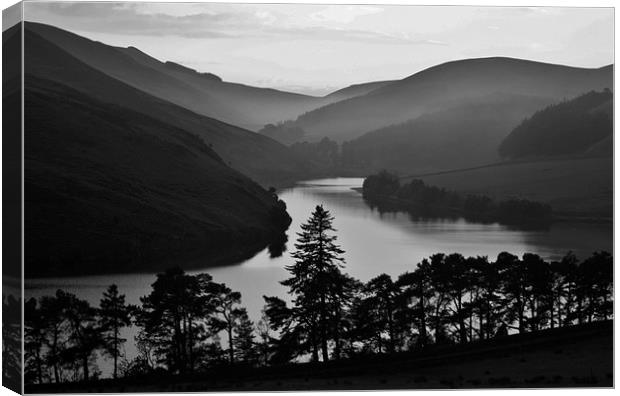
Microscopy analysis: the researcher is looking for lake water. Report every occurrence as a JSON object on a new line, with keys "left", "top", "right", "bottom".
{"left": 25, "top": 177, "right": 612, "bottom": 374}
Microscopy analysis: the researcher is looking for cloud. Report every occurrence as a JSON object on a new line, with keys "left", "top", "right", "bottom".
{"left": 25, "top": 3, "right": 271, "bottom": 38}
{"left": 23, "top": 2, "right": 436, "bottom": 45}
{"left": 309, "top": 5, "right": 384, "bottom": 24}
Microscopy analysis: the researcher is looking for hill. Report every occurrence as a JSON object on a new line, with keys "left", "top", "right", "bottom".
{"left": 323, "top": 80, "right": 395, "bottom": 103}
{"left": 22, "top": 25, "right": 315, "bottom": 187}
{"left": 341, "top": 93, "right": 551, "bottom": 174}
{"left": 498, "top": 90, "right": 613, "bottom": 158}
{"left": 25, "top": 22, "right": 383, "bottom": 132}
{"left": 290, "top": 57, "right": 612, "bottom": 143}
{"left": 25, "top": 22, "right": 326, "bottom": 131}
{"left": 24, "top": 76, "right": 291, "bottom": 277}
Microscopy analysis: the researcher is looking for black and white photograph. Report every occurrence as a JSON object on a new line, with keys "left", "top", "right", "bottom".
{"left": 1, "top": 0, "right": 615, "bottom": 393}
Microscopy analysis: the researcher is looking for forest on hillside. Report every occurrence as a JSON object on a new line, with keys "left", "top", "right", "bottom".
{"left": 499, "top": 90, "right": 613, "bottom": 159}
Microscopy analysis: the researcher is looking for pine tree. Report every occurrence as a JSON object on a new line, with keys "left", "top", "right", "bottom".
{"left": 99, "top": 284, "right": 132, "bottom": 379}
{"left": 233, "top": 309, "right": 257, "bottom": 364}
{"left": 210, "top": 282, "right": 244, "bottom": 364}
{"left": 281, "top": 204, "right": 346, "bottom": 362}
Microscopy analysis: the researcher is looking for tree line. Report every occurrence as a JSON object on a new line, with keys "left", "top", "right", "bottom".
{"left": 24, "top": 205, "right": 612, "bottom": 385}
{"left": 363, "top": 171, "right": 552, "bottom": 225}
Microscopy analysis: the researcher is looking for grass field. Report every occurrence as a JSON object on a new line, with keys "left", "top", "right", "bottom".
{"left": 405, "top": 157, "right": 612, "bottom": 219}
{"left": 27, "top": 321, "right": 612, "bottom": 392}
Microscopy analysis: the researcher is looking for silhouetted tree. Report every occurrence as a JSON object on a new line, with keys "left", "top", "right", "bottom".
{"left": 137, "top": 268, "right": 217, "bottom": 373}
{"left": 281, "top": 205, "right": 347, "bottom": 362}
{"left": 25, "top": 298, "right": 47, "bottom": 384}
{"left": 99, "top": 285, "right": 132, "bottom": 379}
{"left": 255, "top": 309, "right": 272, "bottom": 366}
{"left": 209, "top": 283, "right": 246, "bottom": 364}
{"left": 363, "top": 274, "right": 400, "bottom": 352}
{"left": 498, "top": 252, "right": 527, "bottom": 333}
{"left": 233, "top": 309, "right": 258, "bottom": 364}
{"left": 60, "top": 291, "right": 102, "bottom": 381}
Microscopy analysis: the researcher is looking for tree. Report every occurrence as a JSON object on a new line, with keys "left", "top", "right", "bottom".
{"left": 233, "top": 309, "right": 257, "bottom": 364}
{"left": 396, "top": 259, "right": 434, "bottom": 348}
{"left": 497, "top": 252, "right": 527, "bottom": 333}
{"left": 25, "top": 298, "right": 47, "bottom": 384}
{"left": 281, "top": 205, "right": 347, "bottom": 362}
{"left": 4, "top": 294, "right": 22, "bottom": 390}
{"left": 99, "top": 284, "right": 132, "bottom": 379}
{"left": 209, "top": 283, "right": 246, "bottom": 364}
{"left": 137, "top": 268, "right": 217, "bottom": 373}
{"left": 522, "top": 254, "right": 552, "bottom": 331}
{"left": 38, "top": 291, "right": 68, "bottom": 383}
{"left": 60, "top": 291, "right": 103, "bottom": 381}
{"left": 255, "top": 310, "right": 272, "bottom": 366}
{"left": 427, "top": 254, "right": 453, "bottom": 344}
{"left": 363, "top": 274, "right": 400, "bottom": 352}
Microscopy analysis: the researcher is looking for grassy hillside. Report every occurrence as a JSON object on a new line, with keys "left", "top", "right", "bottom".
{"left": 26, "top": 321, "right": 612, "bottom": 392}
{"left": 499, "top": 90, "right": 613, "bottom": 158}
{"left": 24, "top": 77, "right": 291, "bottom": 277}
{"left": 292, "top": 57, "right": 612, "bottom": 142}
{"left": 406, "top": 157, "right": 612, "bottom": 219}
{"left": 22, "top": 25, "right": 315, "bottom": 187}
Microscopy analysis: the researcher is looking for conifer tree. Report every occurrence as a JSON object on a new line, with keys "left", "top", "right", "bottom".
{"left": 281, "top": 205, "right": 347, "bottom": 362}
{"left": 99, "top": 285, "right": 132, "bottom": 379}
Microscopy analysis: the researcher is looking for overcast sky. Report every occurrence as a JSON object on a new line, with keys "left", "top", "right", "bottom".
{"left": 24, "top": 2, "right": 614, "bottom": 96}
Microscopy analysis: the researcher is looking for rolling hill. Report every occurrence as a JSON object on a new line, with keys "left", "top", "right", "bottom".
{"left": 24, "top": 75, "right": 292, "bottom": 277}
{"left": 498, "top": 90, "right": 613, "bottom": 159}
{"left": 322, "top": 80, "right": 395, "bottom": 103}
{"left": 23, "top": 25, "right": 316, "bottom": 187}
{"left": 25, "top": 22, "right": 322, "bottom": 131}
{"left": 289, "top": 57, "right": 613, "bottom": 143}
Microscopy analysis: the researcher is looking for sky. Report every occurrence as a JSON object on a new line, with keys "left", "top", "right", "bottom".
{"left": 24, "top": 2, "right": 614, "bottom": 96}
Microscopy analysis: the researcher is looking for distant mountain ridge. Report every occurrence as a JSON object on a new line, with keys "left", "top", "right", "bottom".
{"left": 25, "top": 22, "right": 389, "bottom": 131}
{"left": 24, "top": 24, "right": 316, "bottom": 187}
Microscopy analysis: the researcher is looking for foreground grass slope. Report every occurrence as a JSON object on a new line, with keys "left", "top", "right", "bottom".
{"left": 25, "top": 77, "right": 290, "bottom": 277}
{"left": 26, "top": 321, "right": 612, "bottom": 392}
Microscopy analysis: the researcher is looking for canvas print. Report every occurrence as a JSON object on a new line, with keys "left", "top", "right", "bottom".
{"left": 1, "top": 1, "right": 614, "bottom": 393}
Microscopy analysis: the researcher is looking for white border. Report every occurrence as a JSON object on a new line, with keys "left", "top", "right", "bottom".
{"left": 0, "top": 1, "right": 617, "bottom": 396}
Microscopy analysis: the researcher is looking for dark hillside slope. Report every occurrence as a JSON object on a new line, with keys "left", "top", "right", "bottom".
{"left": 292, "top": 57, "right": 612, "bottom": 142}
{"left": 499, "top": 90, "right": 613, "bottom": 158}
{"left": 23, "top": 27, "right": 313, "bottom": 186}
{"left": 25, "top": 77, "right": 290, "bottom": 277}
{"left": 342, "top": 93, "right": 551, "bottom": 174}
{"left": 26, "top": 22, "right": 324, "bottom": 131}
{"left": 27, "top": 321, "right": 612, "bottom": 392}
